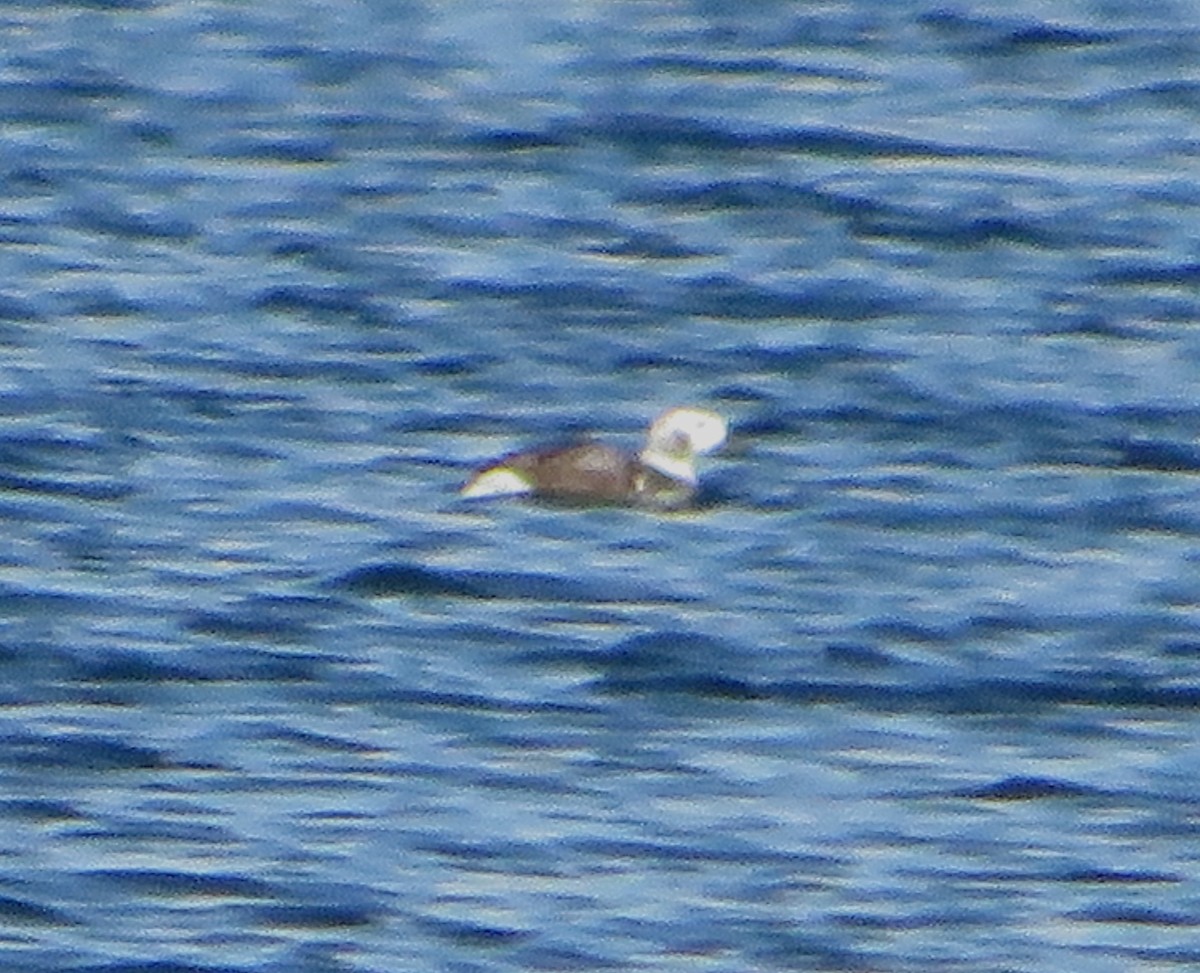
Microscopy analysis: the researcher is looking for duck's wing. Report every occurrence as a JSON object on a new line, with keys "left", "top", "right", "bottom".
{"left": 461, "top": 441, "right": 637, "bottom": 501}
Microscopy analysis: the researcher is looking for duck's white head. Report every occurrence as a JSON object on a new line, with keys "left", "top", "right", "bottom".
{"left": 640, "top": 407, "right": 728, "bottom": 483}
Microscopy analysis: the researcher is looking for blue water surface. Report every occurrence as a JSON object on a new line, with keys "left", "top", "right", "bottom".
{"left": 2, "top": 1, "right": 1200, "bottom": 971}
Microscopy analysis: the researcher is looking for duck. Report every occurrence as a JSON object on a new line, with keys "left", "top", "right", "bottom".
{"left": 460, "top": 406, "right": 728, "bottom": 508}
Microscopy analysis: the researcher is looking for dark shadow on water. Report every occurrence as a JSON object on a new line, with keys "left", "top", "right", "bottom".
{"left": 950, "top": 775, "right": 1103, "bottom": 801}
{"left": 333, "top": 562, "right": 696, "bottom": 604}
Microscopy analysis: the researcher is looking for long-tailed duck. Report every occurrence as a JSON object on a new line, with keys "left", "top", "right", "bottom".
{"left": 460, "top": 406, "right": 728, "bottom": 507}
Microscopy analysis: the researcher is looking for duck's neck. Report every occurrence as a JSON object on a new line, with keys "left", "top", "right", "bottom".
{"left": 639, "top": 445, "right": 697, "bottom": 484}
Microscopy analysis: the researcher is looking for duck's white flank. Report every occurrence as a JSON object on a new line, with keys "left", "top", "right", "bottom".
{"left": 459, "top": 466, "right": 534, "bottom": 499}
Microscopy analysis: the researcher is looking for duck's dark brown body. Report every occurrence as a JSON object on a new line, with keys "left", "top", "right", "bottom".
{"left": 464, "top": 441, "right": 693, "bottom": 507}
